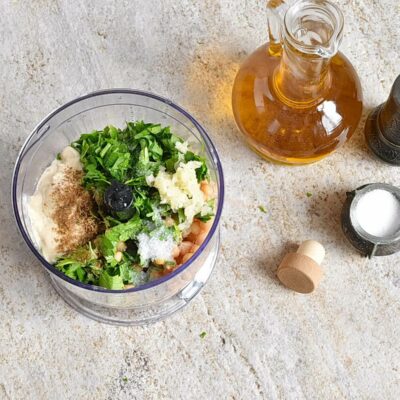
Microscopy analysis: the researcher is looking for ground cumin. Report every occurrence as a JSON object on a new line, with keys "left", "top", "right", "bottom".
{"left": 51, "top": 167, "right": 102, "bottom": 254}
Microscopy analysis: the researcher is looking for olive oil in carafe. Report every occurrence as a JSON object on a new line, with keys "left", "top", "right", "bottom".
{"left": 232, "top": 1, "right": 363, "bottom": 164}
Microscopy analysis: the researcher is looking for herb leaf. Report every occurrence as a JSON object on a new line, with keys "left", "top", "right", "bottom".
{"left": 55, "top": 121, "right": 213, "bottom": 290}
{"left": 99, "top": 270, "right": 124, "bottom": 290}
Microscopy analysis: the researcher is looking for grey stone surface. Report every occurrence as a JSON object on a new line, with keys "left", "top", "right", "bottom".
{"left": 1, "top": 0, "right": 400, "bottom": 399}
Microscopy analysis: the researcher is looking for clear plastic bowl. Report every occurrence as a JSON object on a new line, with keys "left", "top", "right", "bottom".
{"left": 12, "top": 89, "right": 224, "bottom": 326}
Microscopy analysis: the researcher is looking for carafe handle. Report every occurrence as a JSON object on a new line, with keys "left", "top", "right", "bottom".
{"left": 267, "top": 0, "right": 291, "bottom": 56}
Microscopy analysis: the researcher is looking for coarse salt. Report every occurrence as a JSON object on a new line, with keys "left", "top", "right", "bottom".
{"left": 355, "top": 189, "right": 400, "bottom": 237}
{"left": 137, "top": 230, "right": 175, "bottom": 263}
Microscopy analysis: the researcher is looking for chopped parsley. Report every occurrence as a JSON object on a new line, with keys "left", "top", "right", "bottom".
{"left": 54, "top": 121, "right": 213, "bottom": 289}
{"left": 306, "top": 192, "right": 313, "bottom": 197}
{"left": 258, "top": 205, "right": 267, "bottom": 213}
{"left": 199, "top": 331, "right": 207, "bottom": 339}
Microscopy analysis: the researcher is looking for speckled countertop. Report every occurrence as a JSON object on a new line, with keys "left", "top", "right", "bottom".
{"left": 1, "top": 1, "right": 400, "bottom": 399}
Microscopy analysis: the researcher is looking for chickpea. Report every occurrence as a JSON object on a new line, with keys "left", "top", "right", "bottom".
{"left": 179, "top": 241, "right": 193, "bottom": 255}
{"left": 164, "top": 263, "right": 176, "bottom": 271}
{"left": 199, "top": 220, "right": 213, "bottom": 233}
{"left": 124, "top": 284, "right": 134, "bottom": 289}
{"left": 116, "top": 241, "right": 127, "bottom": 252}
{"left": 182, "top": 252, "right": 194, "bottom": 264}
{"left": 191, "top": 244, "right": 200, "bottom": 253}
{"left": 200, "top": 181, "right": 214, "bottom": 200}
{"left": 114, "top": 251, "right": 123, "bottom": 262}
{"left": 195, "top": 231, "right": 208, "bottom": 245}
{"left": 164, "top": 217, "right": 175, "bottom": 227}
{"left": 190, "top": 221, "right": 201, "bottom": 235}
{"left": 172, "top": 245, "right": 180, "bottom": 259}
{"left": 185, "top": 233, "right": 196, "bottom": 242}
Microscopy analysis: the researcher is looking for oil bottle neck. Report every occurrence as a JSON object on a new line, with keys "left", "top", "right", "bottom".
{"left": 273, "top": 41, "right": 332, "bottom": 107}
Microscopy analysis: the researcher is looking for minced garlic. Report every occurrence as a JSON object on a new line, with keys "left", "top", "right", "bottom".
{"left": 175, "top": 141, "right": 189, "bottom": 154}
{"left": 150, "top": 161, "right": 207, "bottom": 230}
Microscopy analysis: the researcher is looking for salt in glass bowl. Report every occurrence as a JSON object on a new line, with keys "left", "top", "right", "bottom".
{"left": 341, "top": 183, "right": 400, "bottom": 257}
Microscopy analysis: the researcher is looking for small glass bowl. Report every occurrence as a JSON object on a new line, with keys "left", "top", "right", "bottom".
{"left": 12, "top": 89, "right": 224, "bottom": 325}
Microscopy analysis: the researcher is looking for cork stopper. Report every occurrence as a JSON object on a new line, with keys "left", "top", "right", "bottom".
{"left": 277, "top": 240, "right": 325, "bottom": 294}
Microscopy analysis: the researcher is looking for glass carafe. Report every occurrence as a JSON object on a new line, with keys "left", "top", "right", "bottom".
{"left": 232, "top": 0, "right": 363, "bottom": 164}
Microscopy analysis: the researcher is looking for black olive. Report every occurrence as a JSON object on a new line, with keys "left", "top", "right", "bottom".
{"left": 104, "top": 180, "right": 134, "bottom": 220}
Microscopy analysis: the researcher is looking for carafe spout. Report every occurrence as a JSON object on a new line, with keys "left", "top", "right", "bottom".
{"left": 283, "top": 0, "right": 344, "bottom": 58}
{"left": 267, "top": 0, "right": 344, "bottom": 59}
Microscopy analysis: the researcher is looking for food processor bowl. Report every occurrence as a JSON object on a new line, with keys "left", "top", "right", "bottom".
{"left": 12, "top": 89, "right": 224, "bottom": 326}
